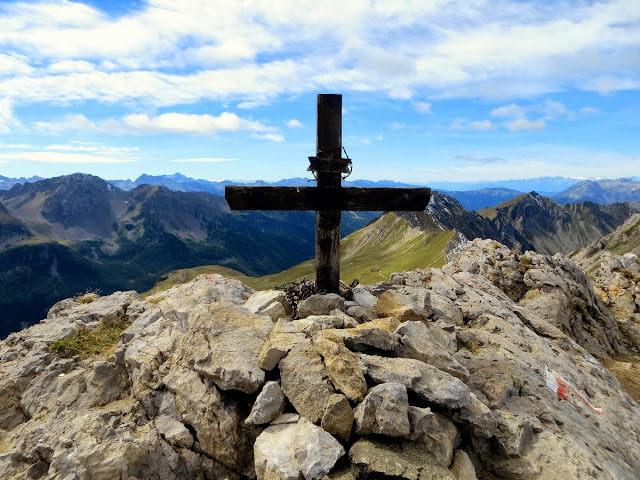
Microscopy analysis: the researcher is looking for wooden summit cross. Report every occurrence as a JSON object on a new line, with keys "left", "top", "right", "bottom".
{"left": 225, "top": 94, "right": 431, "bottom": 294}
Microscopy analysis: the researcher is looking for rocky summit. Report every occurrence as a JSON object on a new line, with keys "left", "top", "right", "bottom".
{"left": 1, "top": 240, "right": 640, "bottom": 479}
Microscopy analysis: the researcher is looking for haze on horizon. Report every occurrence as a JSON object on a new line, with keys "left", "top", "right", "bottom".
{"left": 0, "top": 0, "right": 638, "bottom": 184}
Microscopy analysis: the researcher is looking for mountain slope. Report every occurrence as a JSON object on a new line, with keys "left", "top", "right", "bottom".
{"left": 0, "top": 174, "right": 381, "bottom": 336}
{"left": 401, "top": 191, "right": 498, "bottom": 241}
{"left": 145, "top": 213, "right": 455, "bottom": 295}
{"left": 553, "top": 178, "right": 640, "bottom": 204}
{"left": 0, "top": 201, "right": 32, "bottom": 248}
{"left": 483, "top": 192, "right": 635, "bottom": 255}
{"left": 572, "top": 213, "right": 640, "bottom": 271}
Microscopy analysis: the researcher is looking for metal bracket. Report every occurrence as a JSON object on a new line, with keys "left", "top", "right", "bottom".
{"left": 307, "top": 156, "right": 352, "bottom": 174}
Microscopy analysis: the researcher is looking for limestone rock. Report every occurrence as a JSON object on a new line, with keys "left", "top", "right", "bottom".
{"left": 321, "top": 394, "right": 354, "bottom": 443}
{"left": 154, "top": 414, "right": 194, "bottom": 448}
{"left": 326, "top": 317, "right": 400, "bottom": 353}
{"left": 349, "top": 438, "right": 456, "bottom": 480}
{"left": 163, "top": 365, "right": 260, "bottom": 472}
{"left": 178, "top": 302, "right": 273, "bottom": 394}
{"left": 358, "top": 354, "right": 471, "bottom": 409}
{"left": 354, "top": 382, "right": 411, "bottom": 438}
{"left": 259, "top": 321, "right": 306, "bottom": 371}
{"left": 408, "top": 406, "right": 459, "bottom": 468}
{"left": 450, "top": 450, "right": 477, "bottom": 480}
{"left": 376, "top": 289, "right": 429, "bottom": 322}
{"left": 3, "top": 245, "right": 640, "bottom": 480}
{"left": 245, "top": 290, "right": 293, "bottom": 320}
{"left": 346, "top": 304, "right": 377, "bottom": 323}
{"left": 394, "top": 321, "right": 469, "bottom": 381}
{"left": 245, "top": 381, "right": 286, "bottom": 425}
{"left": 312, "top": 336, "right": 368, "bottom": 402}
{"left": 290, "top": 314, "right": 345, "bottom": 336}
{"left": 298, "top": 294, "right": 345, "bottom": 319}
{"left": 279, "top": 340, "right": 335, "bottom": 424}
{"left": 352, "top": 286, "right": 379, "bottom": 310}
{"left": 254, "top": 417, "right": 345, "bottom": 480}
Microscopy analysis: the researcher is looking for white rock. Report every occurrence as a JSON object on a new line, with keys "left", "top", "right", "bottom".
{"left": 354, "top": 382, "right": 411, "bottom": 438}
{"left": 245, "top": 381, "right": 286, "bottom": 425}
{"left": 254, "top": 417, "right": 345, "bottom": 480}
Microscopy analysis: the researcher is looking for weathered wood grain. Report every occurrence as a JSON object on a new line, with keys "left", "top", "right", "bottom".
{"left": 225, "top": 186, "right": 431, "bottom": 211}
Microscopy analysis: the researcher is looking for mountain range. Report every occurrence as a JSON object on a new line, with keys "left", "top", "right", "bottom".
{"left": 0, "top": 173, "right": 377, "bottom": 337}
{"left": 1, "top": 172, "right": 639, "bottom": 337}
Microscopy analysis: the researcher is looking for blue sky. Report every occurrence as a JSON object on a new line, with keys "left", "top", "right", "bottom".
{"left": 0, "top": 0, "right": 638, "bottom": 184}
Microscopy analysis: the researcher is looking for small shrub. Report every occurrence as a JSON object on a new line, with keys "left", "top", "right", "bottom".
{"left": 275, "top": 278, "right": 315, "bottom": 319}
{"left": 518, "top": 256, "right": 534, "bottom": 274}
{"left": 75, "top": 289, "right": 102, "bottom": 304}
{"left": 459, "top": 340, "right": 479, "bottom": 353}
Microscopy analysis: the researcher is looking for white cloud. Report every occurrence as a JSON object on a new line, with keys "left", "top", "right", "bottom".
{"left": 413, "top": 101, "right": 432, "bottom": 113}
{"left": 389, "top": 86, "right": 415, "bottom": 100}
{"left": 539, "top": 99, "right": 568, "bottom": 118}
{"left": 170, "top": 157, "right": 236, "bottom": 163}
{"left": 48, "top": 60, "right": 96, "bottom": 73}
{"left": 123, "top": 112, "right": 276, "bottom": 135}
{"left": 506, "top": 117, "right": 546, "bottom": 131}
{"left": 285, "top": 119, "right": 303, "bottom": 128}
{"left": 0, "top": 143, "right": 32, "bottom": 148}
{"left": 584, "top": 76, "right": 640, "bottom": 94}
{"left": 32, "top": 114, "right": 97, "bottom": 135}
{"left": 469, "top": 120, "right": 493, "bottom": 131}
{"left": 0, "top": 0, "right": 637, "bottom": 108}
{"left": 448, "top": 118, "right": 494, "bottom": 131}
{"left": 0, "top": 151, "right": 134, "bottom": 163}
{"left": 391, "top": 122, "right": 406, "bottom": 129}
{"left": 490, "top": 100, "right": 569, "bottom": 131}
{"left": 580, "top": 107, "right": 600, "bottom": 114}
{"left": 490, "top": 104, "right": 525, "bottom": 118}
{"left": 455, "top": 154, "right": 505, "bottom": 163}
{"left": 0, "top": 53, "right": 33, "bottom": 76}
{"left": 0, "top": 98, "right": 21, "bottom": 134}
{"left": 253, "top": 133, "right": 285, "bottom": 142}
{"left": 44, "top": 144, "right": 139, "bottom": 154}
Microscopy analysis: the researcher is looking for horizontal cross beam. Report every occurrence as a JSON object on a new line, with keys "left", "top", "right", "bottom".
{"left": 225, "top": 186, "right": 431, "bottom": 211}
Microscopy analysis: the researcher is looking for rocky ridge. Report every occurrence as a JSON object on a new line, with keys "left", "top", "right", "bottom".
{"left": 571, "top": 214, "right": 640, "bottom": 358}
{"left": 1, "top": 240, "right": 640, "bottom": 479}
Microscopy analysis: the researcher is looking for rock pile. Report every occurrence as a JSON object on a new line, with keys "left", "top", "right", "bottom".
{"left": 1, "top": 240, "right": 640, "bottom": 479}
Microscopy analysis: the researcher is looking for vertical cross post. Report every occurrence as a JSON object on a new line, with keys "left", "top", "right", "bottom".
{"left": 315, "top": 94, "right": 342, "bottom": 293}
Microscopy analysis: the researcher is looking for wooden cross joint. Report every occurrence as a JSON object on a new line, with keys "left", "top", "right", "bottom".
{"left": 225, "top": 94, "right": 431, "bottom": 294}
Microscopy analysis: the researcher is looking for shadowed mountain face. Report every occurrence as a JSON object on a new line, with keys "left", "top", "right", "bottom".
{"left": 0, "top": 174, "right": 379, "bottom": 337}
{"left": 0, "top": 201, "right": 32, "bottom": 249}
{"left": 490, "top": 193, "right": 635, "bottom": 254}
{"left": 401, "top": 191, "right": 499, "bottom": 241}
{"left": 404, "top": 191, "right": 636, "bottom": 256}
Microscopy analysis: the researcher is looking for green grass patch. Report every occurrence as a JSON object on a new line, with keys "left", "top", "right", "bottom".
{"left": 49, "top": 319, "right": 130, "bottom": 359}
